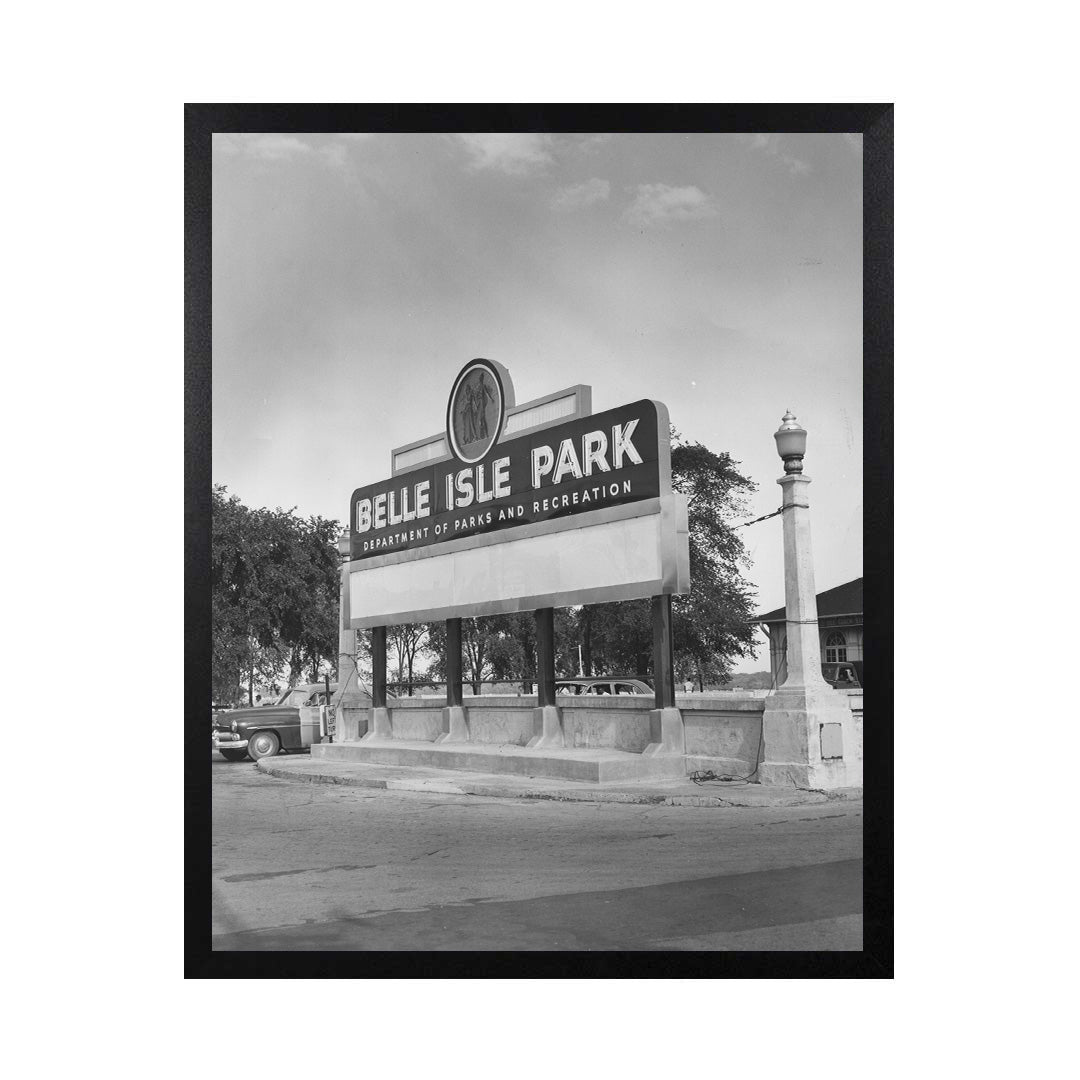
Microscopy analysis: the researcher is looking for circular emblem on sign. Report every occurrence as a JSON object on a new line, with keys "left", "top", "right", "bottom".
{"left": 446, "top": 359, "right": 513, "bottom": 465}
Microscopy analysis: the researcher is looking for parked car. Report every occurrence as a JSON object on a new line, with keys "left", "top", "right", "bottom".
{"left": 213, "top": 683, "right": 344, "bottom": 761}
{"left": 821, "top": 661, "right": 863, "bottom": 689}
{"left": 556, "top": 678, "right": 653, "bottom": 696}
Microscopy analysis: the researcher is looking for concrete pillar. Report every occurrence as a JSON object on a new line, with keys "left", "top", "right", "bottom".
{"left": 775, "top": 471, "right": 830, "bottom": 692}
{"left": 334, "top": 533, "right": 366, "bottom": 740}
{"left": 760, "top": 413, "right": 860, "bottom": 788}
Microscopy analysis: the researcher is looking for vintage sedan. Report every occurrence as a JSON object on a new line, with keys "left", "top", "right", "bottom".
{"left": 213, "top": 683, "right": 342, "bottom": 761}
{"left": 556, "top": 677, "right": 653, "bottom": 696}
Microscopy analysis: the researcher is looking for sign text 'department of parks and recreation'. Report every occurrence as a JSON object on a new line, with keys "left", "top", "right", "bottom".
{"left": 349, "top": 399, "right": 663, "bottom": 561}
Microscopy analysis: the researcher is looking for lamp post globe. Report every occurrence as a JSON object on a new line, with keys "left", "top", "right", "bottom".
{"left": 774, "top": 410, "right": 807, "bottom": 474}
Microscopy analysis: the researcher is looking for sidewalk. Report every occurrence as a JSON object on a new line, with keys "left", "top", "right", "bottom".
{"left": 254, "top": 755, "right": 863, "bottom": 808}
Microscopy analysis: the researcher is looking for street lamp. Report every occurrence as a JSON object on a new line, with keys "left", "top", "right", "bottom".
{"left": 337, "top": 531, "right": 351, "bottom": 560}
{"left": 773, "top": 410, "right": 807, "bottom": 473}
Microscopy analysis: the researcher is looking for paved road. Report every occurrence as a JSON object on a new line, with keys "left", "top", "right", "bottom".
{"left": 211, "top": 755, "right": 862, "bottom": 950}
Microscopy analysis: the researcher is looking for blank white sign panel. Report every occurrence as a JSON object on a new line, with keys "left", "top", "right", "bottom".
{"left": 349, "top": 513, "right": 666, "bottom": 627}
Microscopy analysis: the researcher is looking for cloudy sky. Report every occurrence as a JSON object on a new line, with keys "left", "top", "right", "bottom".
{"left": 212, "top": 131, "right": 862, "bottom": 671}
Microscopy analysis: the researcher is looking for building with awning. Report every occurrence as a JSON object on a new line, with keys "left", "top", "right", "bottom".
{"left": 757, "top": 577, "right": 863, "bottom": 687}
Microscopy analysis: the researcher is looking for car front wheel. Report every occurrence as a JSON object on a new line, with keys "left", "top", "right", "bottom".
{"left": 219, "top": 748, "right": 248, "bottom": 762}
{"left": 247, "top": 731, "right": 281, "bottom": 760}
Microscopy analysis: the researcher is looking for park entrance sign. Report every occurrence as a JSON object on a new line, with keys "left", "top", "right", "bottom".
{"left": 351, "top": 398, "right": 662, "bottom": 560}
{"left": 344, "top": 360, "right": 689, "bottom": 630}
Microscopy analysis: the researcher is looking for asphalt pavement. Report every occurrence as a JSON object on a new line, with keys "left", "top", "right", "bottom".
{"left": 211, "top": 754, "right": 863, "bottom": 951}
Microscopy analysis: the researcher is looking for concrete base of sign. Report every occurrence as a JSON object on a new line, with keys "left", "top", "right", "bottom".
{"left": 335, "top": 692, "right": 370, "bottom": 741}
{"left": 643, "top": 707, "right": 685, "bottom": 756}
{"left": 312, "top": 739, "right": 689, "bottom": 783}
{"left": 334, "top": 695, "right": 859, "bottom": 786}
{"left": 435, "top": 705, "right": 469, "bottom": 744}
{"left": 759, "top": 685, "right": 862, "bottom": 789}
{"left": 363, "top": 707, "right": 392, "bottom": 741}
{"left": 526, "top": 705, "right": 564, "bottom": 749}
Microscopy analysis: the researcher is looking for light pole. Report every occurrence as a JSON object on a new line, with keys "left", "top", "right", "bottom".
{"left": 772, "top": 411, "right": 829, "bottom": 692}
{"left": 759, "top": 412, "right": 861, "bottom": 789}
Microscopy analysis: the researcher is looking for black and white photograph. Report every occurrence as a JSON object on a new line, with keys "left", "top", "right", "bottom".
{"left": 188, "top": 105, "right": 892, "bottom": 974}
{"left": 11, "top": 0, "right": 1080, "bottom": 1062}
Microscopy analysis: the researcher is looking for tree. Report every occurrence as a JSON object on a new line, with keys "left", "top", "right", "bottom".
{"left": 211, "top": 485, "right": 342, "bottom": 704}
{"left": 426, "top": 616, "right": 506, "bottom": 694}
{"left": 575, "top": 430, "right": 760, "bottom": 688}
{"left": 668, "top": 432, "right": 760, "bottom": 687}
{"left": 491, "top": 610, "right": 577, "bottom": 688}
{"left": 423, "top": 610, "right": 579, "bottom": 693}
{"left": 574, "top": 600, "right": 653, "bottom": 680}
{"left": 387, "top": 623, "right": 430, "bottom": 694}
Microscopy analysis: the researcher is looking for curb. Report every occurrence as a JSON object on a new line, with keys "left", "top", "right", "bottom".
{"left": 255, "top": 759, "right": 861, "bottom": 809}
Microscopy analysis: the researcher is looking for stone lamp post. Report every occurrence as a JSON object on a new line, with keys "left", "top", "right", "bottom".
{"left": 760, "top": 413, "right": 862, "bottom": 788}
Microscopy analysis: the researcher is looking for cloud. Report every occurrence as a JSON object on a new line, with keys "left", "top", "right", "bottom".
{"left": 214, "top": 133, "right": 315, "bottom": 161}
{"left": 553, "top": 178, "right": 610, "bottom": 211}
{"left": 566, "top": 133, "right": 612, "bottom": 152}
{"left": 624, "top": 183, "right": 717, "bottom": 227}
{"left": 842, "top": 132, "right": 862, "bottom": 154}
{"left": 742, "top": 133, "right": 811, "bottom": 175}
{"left": 320, "top": 142, "right": 347, "bottom": 169}
{"left": 213, "top": 133, "right": 365, "bottom": 170}
{"left": 455, "top": 133, "right": 553, "bottom": 174}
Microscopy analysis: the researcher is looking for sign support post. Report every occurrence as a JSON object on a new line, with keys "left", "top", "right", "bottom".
{"left": 439, "top": 617, "right": 469, "bottom": 742}
{"left": 369, "top": 625, "right": 391, "bottom": 738}
{"left": 644, "top": 592, "right": 685, "bottom": 756}
{"left": 652, "top": 594, "right": 676, "bottom": 709}
{"left": 529, "top": 606, "right": 564, "bottom": 748}
{"left": 535, "top": 608, "right": 555, "bottom": 707}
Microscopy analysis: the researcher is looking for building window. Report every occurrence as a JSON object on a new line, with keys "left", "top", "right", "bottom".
{"left": 825, "top": 632, "right": 847, "bottom": 664}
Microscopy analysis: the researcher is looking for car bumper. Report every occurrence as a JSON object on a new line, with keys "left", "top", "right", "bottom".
{"left": 212, "top": 735, "right": 249, "bottom": 751}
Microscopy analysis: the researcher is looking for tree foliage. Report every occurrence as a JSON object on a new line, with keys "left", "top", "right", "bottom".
{"left": 574, "top": 430, "right": 760, "bottom": 687}
{"left": 388, "top": 623, "right": 430, "bottom": 694}
{"left": 382, "top": 432, "right": 758, "bottom": 692}
{"left": 667, "top": 431, "right": 760, "bottom": 685}
{"left": 424, "top": 611, "right": 577, "bottom": 693}
{"left": 211, "top": 485, "right": 341, "bottom": 704}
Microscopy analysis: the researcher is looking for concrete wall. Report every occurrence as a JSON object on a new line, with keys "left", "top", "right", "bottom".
{"left": 337, "top": 707, "right": 366, "bottom": 742}
{"left": 388, "top": 705, "right": 445, "bottom": 742}
{"left": 381, "top": 695, "right": 539, "bottom": 745}
{"left": 348, "top": 692, "right": 862, "bottom": 782}
{"left": 847, "top": 691, "right": 863, "bottom": 763}
{"left": 562, "top": 699, "right": 655, "bottom": 752}
{"left": 463, "top": 705, "right": 537, "bottom": 745}
{"left": 680, "top": 698, "right": 766, "bottom": 774}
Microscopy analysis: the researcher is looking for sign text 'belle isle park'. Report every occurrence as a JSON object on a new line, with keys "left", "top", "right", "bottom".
{"left": 349, "top": 400, "right": 663, "bottom": 560}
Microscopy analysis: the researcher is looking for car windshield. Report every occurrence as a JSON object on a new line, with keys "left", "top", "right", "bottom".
{"left": 275, "top": 689, "right": 312, "bottom": 707}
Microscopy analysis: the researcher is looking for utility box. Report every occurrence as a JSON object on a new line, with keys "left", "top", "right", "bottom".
{"left": 299, "top": 705, "right": 323, "bottom": 748}
{"left": 820, "top": 722, "right": 844, "bottom": 761}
